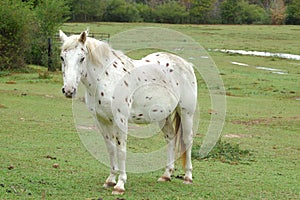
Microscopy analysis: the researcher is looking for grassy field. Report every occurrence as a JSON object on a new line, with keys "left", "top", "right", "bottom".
{"left": 1, "top": 23, "right": 300, "bottom": 199}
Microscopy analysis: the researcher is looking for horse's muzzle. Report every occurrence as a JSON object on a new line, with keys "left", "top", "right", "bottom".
{"left": 62, "top": 87, "right": 76, "bottom": 98}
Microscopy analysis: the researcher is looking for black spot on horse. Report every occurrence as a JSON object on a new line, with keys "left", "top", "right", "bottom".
{"left": 116, "top": 137, "right": 121, "bottom": 145}
{"left": 124, "top": 80, "right": 128, "bottom": 87}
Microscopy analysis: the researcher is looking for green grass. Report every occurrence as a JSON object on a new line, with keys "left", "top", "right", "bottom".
{"left": 1, "top": 24, "right": 300, "bottom": 199}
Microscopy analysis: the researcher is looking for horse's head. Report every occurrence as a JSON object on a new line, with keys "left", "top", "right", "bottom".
{"left": 59, "top": 30, "right": 89, "bottom": 98}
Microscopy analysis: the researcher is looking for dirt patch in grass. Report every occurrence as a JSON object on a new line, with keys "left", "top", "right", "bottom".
{"left": 232, "top": 116, "right": 300, "bottom": 126}
{"left": 0, "top": 104, "right": 7, "bottom": 108}
{"left": 224, "top": 134, "right": 251, "bottom": 138}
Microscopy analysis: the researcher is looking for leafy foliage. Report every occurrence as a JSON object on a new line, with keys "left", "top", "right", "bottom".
{"left": 0, "top": 0, "right": 69, "bottom": 70}
{"left": 192, "top": 140, "right": 253, "bottom": 165}
{"left": 237, "top": 0, "right": 268, "bottom": 24}
{"left": 221, "top": 0, "right": 268, "bottom": 24}
{"left": 285, "top": 0, "right": 300, "bottom": 24}
{"left": 28, "top": 0, "right": 70, "bottom": 70}
{"left": 65, "top": 0, "right": 300, "bottom": 24}
{"left": 103, "top": 0, "right": 141, "bottom": 22}
{"left": 270, "top": 0, "right": 286, "bottom": 24}
{"left": 0, "top": 0, "right": 34, "bottom": 70}
{"left": 154, "top": 1, "right": 188, "bottom": 23}
{"left": 190, "top": 0, "right": 216, "bottom": 24}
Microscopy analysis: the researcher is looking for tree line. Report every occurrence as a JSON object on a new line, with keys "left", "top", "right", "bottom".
{"left": 69, "top": 0, "right": 300, "bottom": 25}
{"left": 1, "top": 0, "right": 299, "bottom": 71}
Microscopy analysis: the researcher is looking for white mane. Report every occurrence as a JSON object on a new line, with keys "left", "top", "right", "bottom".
{"left": 86, "top": 38, "right": 111, "bottom": 67}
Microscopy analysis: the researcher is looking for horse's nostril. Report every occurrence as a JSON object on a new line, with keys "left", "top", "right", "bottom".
{"left": 62, "top": 86, "right": 76, "bottom": 98}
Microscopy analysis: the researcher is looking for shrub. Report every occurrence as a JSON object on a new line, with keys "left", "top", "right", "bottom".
{"left": 221, "top": 0, "right": 268, "bottom": 24}
{"left": 270, "top": 0, "right": 286, "bottom": 25}
{"left": 154, "top": 1, "right": 188, "bottom": 24}
{"left": 0, "top": 0, "right": 69, "bottom": 71}
{"left": 136, "top": 3, "right": 154, "bottom": 22}
{"left": 189, "top": 0, "right": 215, "bottom": 24}
{"left": 0, "top": 0, "right": 35, "bottom": 70}
{"left": 104, "top": 0, "right": 141, "bottom": 22}
{"left": 27, "top": 0, "right": 70, "bottom": 71}
{"left": 285, "top": 0, "right": 300, "bottom": 25}
{"left": 192, "top": 140, "right": 253, "bottom": 165}
{"left": 237, "top": 1, "right": 268, "bottom": 24}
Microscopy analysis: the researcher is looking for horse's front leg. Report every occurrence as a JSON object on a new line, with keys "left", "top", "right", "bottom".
{"left": 112, "top": 118, "right": 128, "bottom": 195}
{"left": 102, "top": 138, "right": 118, "bottom": 188}
{"left": 97, "top": 122, "right": 118, "bottom": 188}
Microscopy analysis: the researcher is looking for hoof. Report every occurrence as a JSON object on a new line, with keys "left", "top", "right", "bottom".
{"left": 183, "top": 177, "right": 193, "bottom": 184}
{"left": 112, "top": 187, "right": 125, "bottom": 195}
{"left": 158, "top": 176, "right": 171, "bottom": 182}
{"left": 103, "top": 181, "right": 116, "bottom": 188}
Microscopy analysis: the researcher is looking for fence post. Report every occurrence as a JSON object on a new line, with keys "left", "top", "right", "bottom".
{"left": 48, "top": 38, "right": 55, "bottom": 72}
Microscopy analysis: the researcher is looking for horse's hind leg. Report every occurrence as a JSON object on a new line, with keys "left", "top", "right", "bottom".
{"left": 158, "top": 117, "right": 176, "bottom": 182}
{"left": 180, "top": 111, "right": 194, "bottom": 184}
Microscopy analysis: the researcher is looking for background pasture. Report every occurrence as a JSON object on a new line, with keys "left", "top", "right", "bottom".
{"left": 0, "top": 23, "right": 299, "bottom": 199}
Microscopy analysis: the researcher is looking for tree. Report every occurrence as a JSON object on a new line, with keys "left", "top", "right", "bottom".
{"left": 154, "top": 1, "right": 188, "bottom": 23}
{"left": 189, "top": 0, "right": 215, "bottom": 24}
{"left": 221, "top": 0, "right": 268, "bottom": 24}
{"left": 136, "top": 3, "right": 154, "bottom": 22}
{"left": 104, "top": 0, "right": 140, "bottom": 22}
{"left": 0, "top": 0, "right": 35, "bottom": 70}
{"left": 27, "top": 0, "right": 70, "bottom": 70}
{"left": 285, "top": 0, "right": 300, "bottom": 24}
{"left": 69, "top": 0, "right": 106, "bottom": 21}
{"left": 270, "top": 0, "right": 286, "bottom": 24}
{"left": 221, "top": 0, "right": 241, "bottom": 24}
{"left": 237, "top": 0, "right": 268, "bottom": 24}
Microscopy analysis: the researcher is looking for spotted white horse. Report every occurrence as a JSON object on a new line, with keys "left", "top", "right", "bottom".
{"left": 59, "top": 30, "right": 197, "bottom": 195}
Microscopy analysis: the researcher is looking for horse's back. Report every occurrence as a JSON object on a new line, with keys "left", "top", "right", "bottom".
{"left": 141, "top": 52, "right": 197, "bottom": 112}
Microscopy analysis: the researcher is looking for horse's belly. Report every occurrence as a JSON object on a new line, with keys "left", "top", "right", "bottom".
{"left": 129, "top": 85, "right": 178, "bottom": 123}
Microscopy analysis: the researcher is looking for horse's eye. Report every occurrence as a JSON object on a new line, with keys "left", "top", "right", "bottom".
{"left": 80, "top": 57, "right": 85, "bottom": 63}
{"left": 60, "top": 56, "right": 64, "bottom": 62}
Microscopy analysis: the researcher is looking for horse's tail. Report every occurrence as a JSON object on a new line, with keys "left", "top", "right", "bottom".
{"left": 174, "top": 111, "right": 186, "bottom": 170}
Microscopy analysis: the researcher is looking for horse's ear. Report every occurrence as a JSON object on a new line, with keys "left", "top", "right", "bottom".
{"left": 86, "top": 28, "right": 89, "bottom": 36}
{"left": 59, "top": 30, "right": 68, "bottom": 43}
{"left": 79, "top": 31, "right": 87, "bottom": 44}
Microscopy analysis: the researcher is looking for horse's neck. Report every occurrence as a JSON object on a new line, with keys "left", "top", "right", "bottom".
{"left": 81, "top": 49, "right": 133, "bottom": 96}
